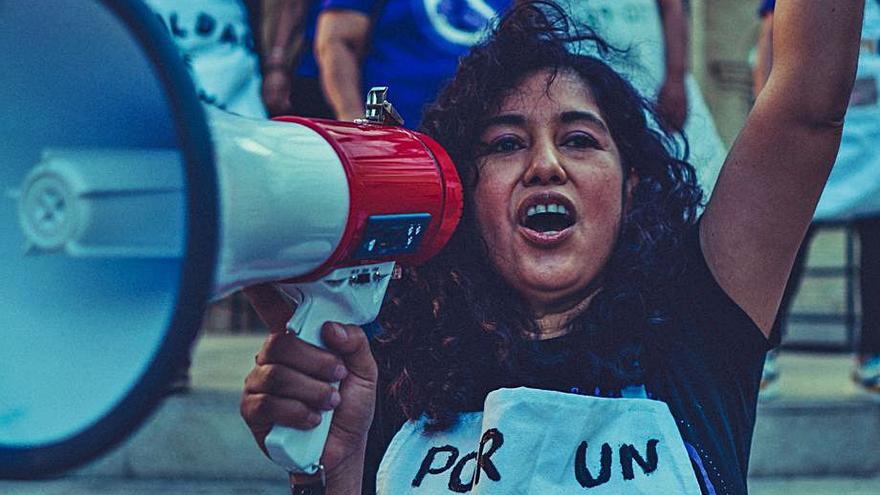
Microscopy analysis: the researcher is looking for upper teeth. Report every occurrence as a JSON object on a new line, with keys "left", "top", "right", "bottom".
{"left": 526, "top": 203, "right": 568, "bottom": 217}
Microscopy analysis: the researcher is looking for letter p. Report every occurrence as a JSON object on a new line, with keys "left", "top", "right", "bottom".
{"left": 412, "top": 445, "right": 460, "bottom": 487}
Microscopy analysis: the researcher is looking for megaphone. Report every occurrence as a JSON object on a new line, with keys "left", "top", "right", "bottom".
{"left": 0, "top": 0, "right": 462, "bottom": 479}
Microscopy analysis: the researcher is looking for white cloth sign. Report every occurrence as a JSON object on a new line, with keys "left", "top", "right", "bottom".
{"left": 145, "top": 0, "right": 267, "bottom": 119}
{"left": 376, "top": 387, "right": 701, "bottom": 494}
{"left": 564, "top": 0, "right": 726, "bottom": 200}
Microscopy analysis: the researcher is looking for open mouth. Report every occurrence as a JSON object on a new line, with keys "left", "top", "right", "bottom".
{"left": 517, "top": 193, "right": 577, "bottom": 236}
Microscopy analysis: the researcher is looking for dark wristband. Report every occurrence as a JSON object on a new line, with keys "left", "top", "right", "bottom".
{"left": 290, "top": 470, "right": 326, "bottom": 495}
{"left": 291, "top": 483, "right": 325, "bottom": 495}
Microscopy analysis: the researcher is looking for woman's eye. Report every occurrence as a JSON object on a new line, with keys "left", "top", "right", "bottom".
{"left": 563, "top": 133, "right": 600, "bottom": 149}
{"left": 487, "top": 136, "right": 524, "bottom": 154}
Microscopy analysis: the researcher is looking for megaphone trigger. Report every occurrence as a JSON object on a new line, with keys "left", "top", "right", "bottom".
{"left": 275, "top": 283, "right": 304, "bottom": 312}
{"left": 267, "top": 261, "right": 395, "bottom": 474}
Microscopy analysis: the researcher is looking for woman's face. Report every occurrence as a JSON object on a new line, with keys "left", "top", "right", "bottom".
{"left": 475, "top": 69, "right": 631, "bottom": 316}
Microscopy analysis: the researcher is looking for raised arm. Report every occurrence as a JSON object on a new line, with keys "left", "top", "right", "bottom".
{"left": 314, "top": 9, "right": 371, "bottom": 121}
{"left": 701, "top": 1, "right": 864, "bottom": 336}
{"left": 656, "top": 0, "right": 689, "bottom": 131}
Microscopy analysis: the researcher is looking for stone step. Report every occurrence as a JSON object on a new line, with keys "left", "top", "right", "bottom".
{"left": 0, "top": 478, "right": 283, "bottom": 495}
{"left": 750, "top": 397, "right": 880, "bottom": 477}
{"left": 749, "top": 351, "right": 880, "bottom": 477}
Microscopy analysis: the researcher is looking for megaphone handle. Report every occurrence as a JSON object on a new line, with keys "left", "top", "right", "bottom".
{"left": 263, "top": 262, "right": 395, "bottom": 475}
{"left": 264, "top": 285, "right": 338, "bottom": 476}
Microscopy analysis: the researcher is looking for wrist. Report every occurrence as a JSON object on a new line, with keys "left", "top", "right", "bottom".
{"left": 290, "top": 471, "right": 325, "bottom": 495}
{"left": 262, "top": 48, "right": 291, "bottom": 74}
{"left": 262, "top": 64, "right": 290, "bottom": 74}
{"left": 325, "top": 446, "right": 368, "bottom": 495}
{"left": 289, "top": 441, "right": 367, "bottom": 495}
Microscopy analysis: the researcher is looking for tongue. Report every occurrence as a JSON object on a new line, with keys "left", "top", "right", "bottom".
{"left": 525, "top": 213, "right": 571, "bottom": 233}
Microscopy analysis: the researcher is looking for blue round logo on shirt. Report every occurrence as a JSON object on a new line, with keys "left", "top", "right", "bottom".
{"left": 413, "top": 0, "right": 504, "bottom": 53}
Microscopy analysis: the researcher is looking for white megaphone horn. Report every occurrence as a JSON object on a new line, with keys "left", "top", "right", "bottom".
{"left": 0, "top": 0, "right": 462, "bottom": 480}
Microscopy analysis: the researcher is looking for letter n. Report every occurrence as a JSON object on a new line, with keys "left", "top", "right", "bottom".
{"left": 620, "top": 439, "right": 660, "bottom": 480}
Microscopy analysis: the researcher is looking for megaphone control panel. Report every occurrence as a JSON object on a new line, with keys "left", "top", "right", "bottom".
{"left": 271, "top": 115, "right": 462, "bottom": 282}
{"left": 354, "top": 213, "right": 432, "bottom": 259}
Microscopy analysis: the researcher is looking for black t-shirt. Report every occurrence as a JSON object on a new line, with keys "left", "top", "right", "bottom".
{"left": 362, "top": 224, "right": 772, "bottom": 494}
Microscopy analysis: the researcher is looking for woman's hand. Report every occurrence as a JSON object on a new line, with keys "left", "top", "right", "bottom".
{"left": 239, "top": 284, "right": 378, "bottom": 478}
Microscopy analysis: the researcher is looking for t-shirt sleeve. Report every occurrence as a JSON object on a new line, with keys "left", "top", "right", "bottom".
{"left": 672, "top": 221, "right": 773, "bottom": 374}
{"left": 322, "top": 0, "right": 377, "bottom": 15}
{"left": 656, "top": 223, "right": 770, "bottom": 495}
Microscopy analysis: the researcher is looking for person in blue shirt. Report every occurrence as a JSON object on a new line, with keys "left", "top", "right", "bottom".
{"left": 314, "top": 0, "right": 511, "bottom": 128}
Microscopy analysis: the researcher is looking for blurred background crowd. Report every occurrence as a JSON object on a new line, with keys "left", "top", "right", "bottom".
{"left": 149, "top": 0, "right": 880, "bottom": 402}
{"left": 2, "top": 2, "right": 876, "bottom": 494}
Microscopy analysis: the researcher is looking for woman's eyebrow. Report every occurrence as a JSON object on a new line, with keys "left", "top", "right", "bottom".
{"left": 560, "top": 110, "right": 610, "bottom": 134}
{"left": 482, "top": 113, "right": 526, "bottom": 128}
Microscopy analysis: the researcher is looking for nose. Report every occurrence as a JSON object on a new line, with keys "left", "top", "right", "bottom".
{"left": 522, "top": 140, "right": 567, "bottom": 186}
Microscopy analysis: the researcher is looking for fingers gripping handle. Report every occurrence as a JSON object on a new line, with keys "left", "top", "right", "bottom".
{"left": 264, "top": 262, "right": 395, "bottom": 475}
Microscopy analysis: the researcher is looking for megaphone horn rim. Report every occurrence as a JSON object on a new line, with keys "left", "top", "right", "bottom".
{"left": 0, "top": 0, "right": 218, "bottom": 479}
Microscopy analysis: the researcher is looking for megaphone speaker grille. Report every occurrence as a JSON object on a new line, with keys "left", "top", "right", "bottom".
{"left": 0, "top": 0, "right": 217, "bottom": 478}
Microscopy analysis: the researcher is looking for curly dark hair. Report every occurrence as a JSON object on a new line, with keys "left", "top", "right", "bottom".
{"left": 375, "top": 1, "right": 703, "bottom": 431}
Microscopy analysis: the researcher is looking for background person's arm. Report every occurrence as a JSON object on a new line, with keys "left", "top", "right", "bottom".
{"left": 314, "top": 9, "right": 371, "bottom": 121}
{"left": 656, "top": 0, "right": 688, "bottom": 131}
{"left": 701, "top": 0, "right": 864, "bottom": 336}
{"left": 752, "top": 10, "right": 774, "bottom": 98}
{"left": 260, "top": 0, "right": 309, "bottom": 116}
